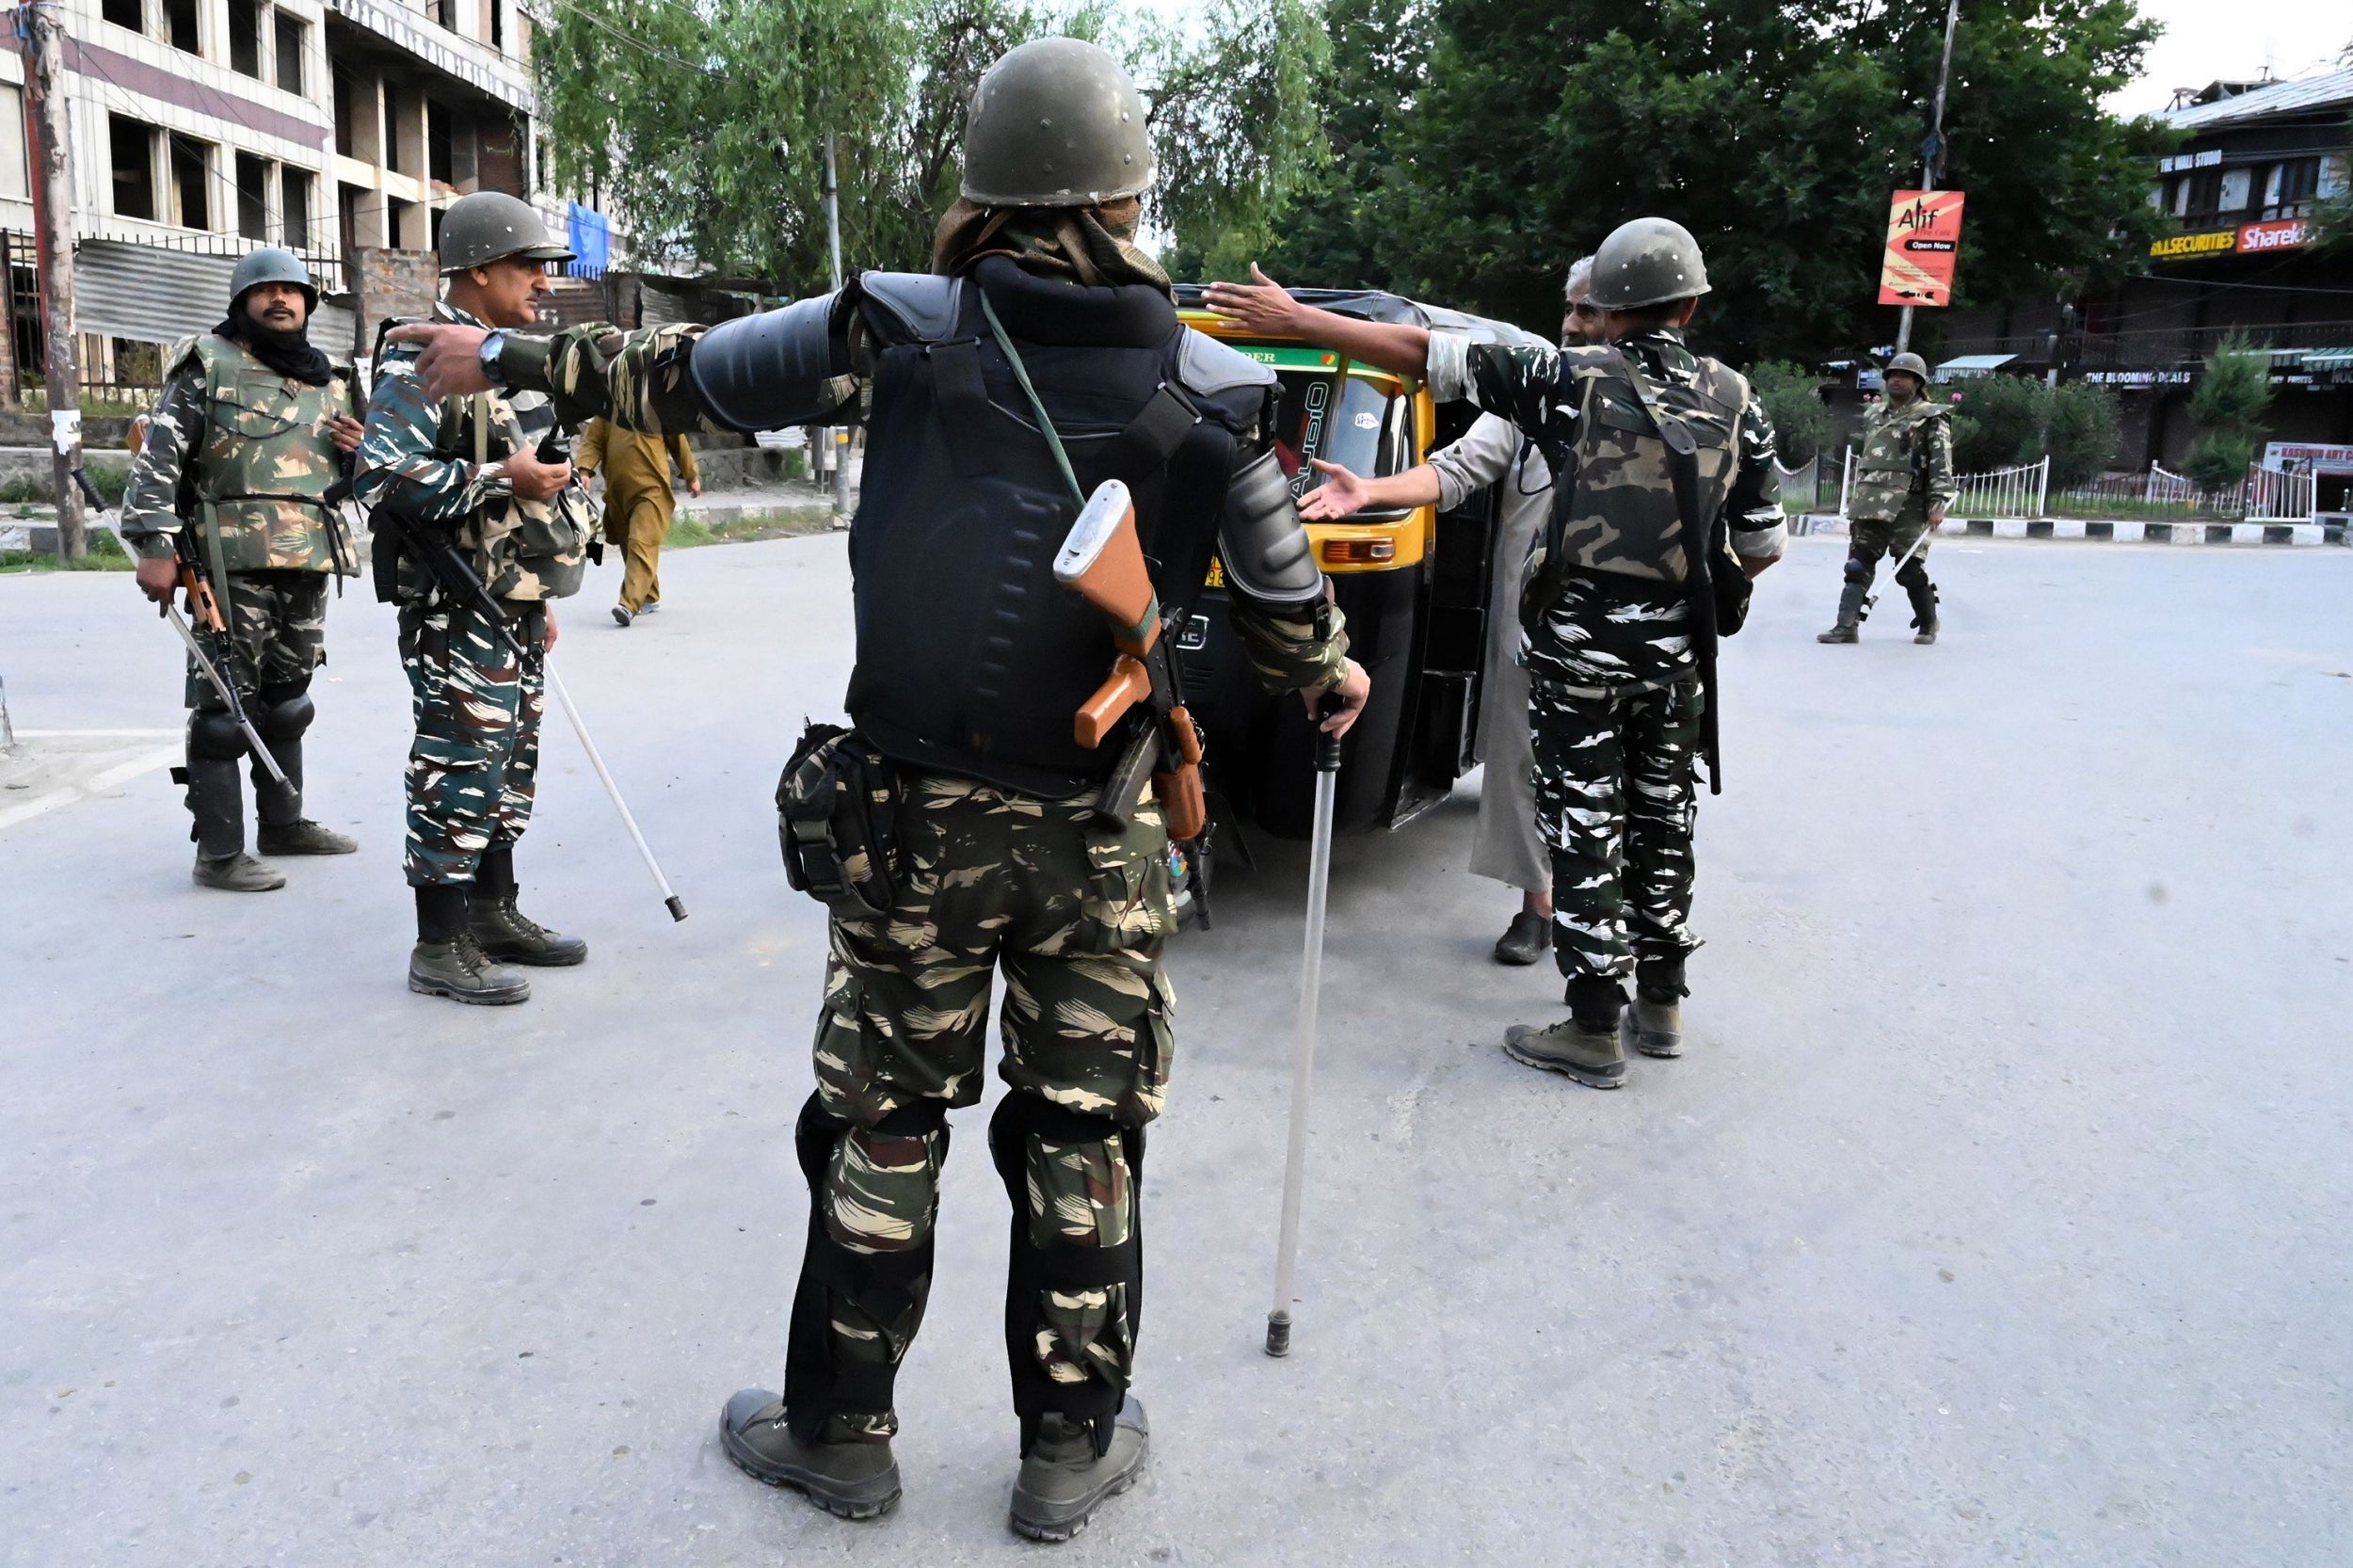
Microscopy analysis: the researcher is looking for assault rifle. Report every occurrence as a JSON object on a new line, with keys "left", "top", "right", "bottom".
{"left": 84, "top": 468, "right": 287, "bottom": 787}
{"left": 1052, "top": 479, "right": 1207, "bottom": 843}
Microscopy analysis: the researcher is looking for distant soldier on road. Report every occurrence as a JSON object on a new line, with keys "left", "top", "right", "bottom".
{"left": 354, "top": 191, "right": 596, "bottom": 1005}
{"left": 119, "top": 248, "right": 364, "bottom": 891}
{"left": 1819, "top": 350, "right": 1952, "bottom": 645}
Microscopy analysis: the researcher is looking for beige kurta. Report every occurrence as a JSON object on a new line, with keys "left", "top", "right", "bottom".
{"left": 578, "top": 418, "right": 698, "bottom": 613}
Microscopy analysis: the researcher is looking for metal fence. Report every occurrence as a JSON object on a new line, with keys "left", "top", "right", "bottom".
{"left": 2053, "top": 463, "right": 2318, "bottom": 521}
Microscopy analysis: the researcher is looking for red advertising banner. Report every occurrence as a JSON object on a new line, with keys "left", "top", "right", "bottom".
{"left": 1878, "top": 189, "right": 1966, "bottom": 308}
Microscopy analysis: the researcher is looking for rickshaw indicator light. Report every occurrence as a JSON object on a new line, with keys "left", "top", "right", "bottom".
{"left": 1320, "top": 537, "right": 1396, "bottom": 566}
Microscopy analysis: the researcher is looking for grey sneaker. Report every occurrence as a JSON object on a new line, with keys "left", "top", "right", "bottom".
{"left": 1625, "top": 994, "right": 1683, "bottom": 1058}
{"left": 719, "top": 1388, "right": 901, "bottom": 1521}
{"left": 408, "top": 936, "right": 531, "bottom": 1005}
{"left": 612, "top": 605, "right": 633, "bottom": 628}
{"left": 1503, "top": 1018, "right": 1627, "bottom": 1089}
{"left": 193, "top": 851, "right": 285, "bottom": 892}
{"left": 1010, "top": 1400, "right": 1149, "bottom": 1543}
{"left": 255, "top": 818, "right": 358, "bottom": 856}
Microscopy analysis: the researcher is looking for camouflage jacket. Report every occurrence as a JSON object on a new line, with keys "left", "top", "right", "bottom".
{"left": 509, "top": 306, "right": 1350, "bottom": 696}
{"left": 1849, "top": 392, "right": 1955, "bottom": 522}
{"left": 352, "top": 301, "right": 596, "bottom": 603}
{"left": 117, "top": 334, "right": 354, "bottom": 572}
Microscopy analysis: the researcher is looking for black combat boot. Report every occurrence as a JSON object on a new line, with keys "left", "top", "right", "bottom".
{"left": 250, "top": 733, "right": 358, "bottom": 856}
{"left": 1817, "top": 580, "right": 1867, "bottom": 644}
{"left": 719, "top": 1389, "right": 902, "bottom": 1521}
{"left": 184, "top": 751, "right": 284, "bottom": 892}
{"left": 1009, "top": 1400, "right": 1150, "bottom": 1543}
{"left": 1906, "top": 578, "right": 1940, "bottom": 645}
{"left": 408, "top": 885, "right": 531, "bottom": 1005}
{"left": 1503, "top": 975, "right": 1628, "bottom": 1089}
{"left": 1493, "top": 909, "right": 1551, "bottom": 966}
{"left": 1628, "top": 954, "right": 1688, "bottom": 1059}
{"left": 468, "top": 848, "right": 587, "bottom": 967}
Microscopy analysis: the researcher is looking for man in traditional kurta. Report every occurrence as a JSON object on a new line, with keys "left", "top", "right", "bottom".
{"left": 577, "top": 416, "right": 699, "bottom": 626}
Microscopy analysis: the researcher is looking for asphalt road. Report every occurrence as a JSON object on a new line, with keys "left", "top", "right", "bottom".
{"left": 5, "top": 536, "right": 2350, "bottom": 1567}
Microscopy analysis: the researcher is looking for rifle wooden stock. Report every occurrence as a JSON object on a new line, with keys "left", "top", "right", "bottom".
{"left": 1056, "top": 482, "right": 1160, "bottom": 654}
{"left": 1151, "top": 705, "right": 1207, "bottom": 840}
{"left": 1076, "top": 654, "right": 1153, "bottom": 749}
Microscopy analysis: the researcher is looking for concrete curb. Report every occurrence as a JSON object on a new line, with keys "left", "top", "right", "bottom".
{"left": 1796, "top": 514, "right": 2350, "bottom": 546}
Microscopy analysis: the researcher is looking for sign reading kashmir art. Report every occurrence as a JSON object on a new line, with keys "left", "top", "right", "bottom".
{"left": 1878, "top": 189, "right": 1966, "bottom": 308}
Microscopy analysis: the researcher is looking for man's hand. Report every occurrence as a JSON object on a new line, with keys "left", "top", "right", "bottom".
{"left": 1740, "top": 552, "right": 1779, "bottom": 580}
{"left": 134, "top": 556, "right": 178, "bottom": 604}
{"left": 386, "top": 323, "right": 494, "bottom": 400}
{"left": 544, "top": 602, "right": 559, "bottom": 652}
{"left": 1305, "top": 656, "right": 1372, "bottom": 738}
{"left": 687, "top": 479, "right": 702, "bottom": 498}
{"left": 499, "top": 447, "right": 573, "bottom": 501}
{"left": 324, "top": 412, "right": 365, "bottom": 455}
{"left": 1297, "top": 458, "right": 1369, "bottom": 521}
{"left": 1929, "top": 504, "right": 1949, "bottom": 532}
{"left": 1203, "top": 264, "right": 1305, "bottom": 338}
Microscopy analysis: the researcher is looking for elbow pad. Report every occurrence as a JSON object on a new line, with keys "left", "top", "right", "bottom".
{"left": 1218, "top": 449, "right": 1324, "bottom": 607}
{"left": 686, "top": 292, "right": 851, "bottom": 432}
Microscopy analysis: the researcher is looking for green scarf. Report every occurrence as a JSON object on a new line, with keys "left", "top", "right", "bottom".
{"left": 929, "top": 198, "right": 1172, "bottom": 296}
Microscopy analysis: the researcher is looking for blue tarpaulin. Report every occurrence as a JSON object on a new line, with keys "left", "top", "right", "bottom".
{"left": 566, "top": 202, "right": 610, "bottom": 279}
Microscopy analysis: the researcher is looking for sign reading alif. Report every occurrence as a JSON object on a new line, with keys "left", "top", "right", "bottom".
{"left": 1879, "top": 189, "right": 1966, "bottom": 309}
{"left": 2151, "top": 218, "right": 2313, "bottom": 260}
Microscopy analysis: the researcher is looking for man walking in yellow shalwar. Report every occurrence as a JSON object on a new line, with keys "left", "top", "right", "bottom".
{"left": 577, "top": 415, "right": 699, "bottom": 626}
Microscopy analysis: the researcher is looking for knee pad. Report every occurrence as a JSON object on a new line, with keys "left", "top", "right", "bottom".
{"left": 187, "top": 707, "right": 247, "bottom": 761}
{"left": 1842, "top": 556, "right": 1874, "bottom": 586}
{"left": 781, "top": 1093, "right": 951, "bottom": 1441}
{"left": 1894, "top": 558, "right": 1932, "bottom": 591}
{"left": 988, "top": 1094, "right": 1145, "bottom": 1451}
{"left": 255, "top": 681, "right": 314, "bottom": 742}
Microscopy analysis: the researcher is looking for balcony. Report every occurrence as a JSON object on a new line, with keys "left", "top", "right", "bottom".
{"left": 1939, "top": 321, "right": 2353, "bottom": 375}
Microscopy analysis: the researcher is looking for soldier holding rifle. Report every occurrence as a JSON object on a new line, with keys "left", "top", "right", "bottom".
{"left": 120, "top": 248, "right": 363, "bottom": 892}
{"left": 394, "top": 38, "right": 1368, "bottom": 1541}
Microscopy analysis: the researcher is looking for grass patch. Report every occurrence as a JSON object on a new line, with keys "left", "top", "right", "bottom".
{"left": 0, "top": 528, "right": 134, "bottom": 572}
{"left": 664, "top": 505, "right": 839, "bottom": 549}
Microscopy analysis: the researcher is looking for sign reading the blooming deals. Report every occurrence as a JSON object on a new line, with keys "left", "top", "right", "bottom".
{"left": 1878, "top": 189, "right": 1966, "bottom": 308}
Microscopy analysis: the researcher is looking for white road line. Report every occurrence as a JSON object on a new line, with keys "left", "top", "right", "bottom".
{"left": 0, "top": 788, "right": 83, "bottom": 831}
{"left": 87, "top": 745, "right": 181, "bottom": 792}
{"left": 11, "top": 728, "right": 179, "bottom": 739}
{"left": 0, "top": 741, "right": 180, "bottom": 832}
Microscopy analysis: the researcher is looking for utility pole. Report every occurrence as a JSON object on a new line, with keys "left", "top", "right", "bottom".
{"left": 23, "top": 0, "right": 84, "bottom": 557}
{"left": 1896, "top": 0, "right": 1961, "bottom": 358}
{"left": 822, "top": 132, "right": 849, "bottom": 519}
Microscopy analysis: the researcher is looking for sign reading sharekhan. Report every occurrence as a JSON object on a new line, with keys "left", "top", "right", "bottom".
{"left": 1878, "top": 189, "right": 1966, "bottom": 308}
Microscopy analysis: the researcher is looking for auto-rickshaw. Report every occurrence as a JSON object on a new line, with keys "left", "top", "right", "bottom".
{"left": 1169, "top": 285, "right": 1551, "bottom": 842}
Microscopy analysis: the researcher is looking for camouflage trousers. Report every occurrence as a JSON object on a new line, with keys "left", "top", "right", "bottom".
{"left": 1530, "top": 673, "right": 1705, "bottom": 983}
{"left": 396, "top": 597, "right": 545, "bottom": 888}
{"left": 184, "top": 569, "right": 328, "bottom": 708}
{"left": 790, "top": 773, "right": 1176, "bottom": 1442}
{"left": 1850, "top": 500, "right": 1935, "bottom": 586}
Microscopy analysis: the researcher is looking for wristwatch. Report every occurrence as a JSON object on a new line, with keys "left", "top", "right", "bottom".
{"left": 477, "top": 328, "right": 511, "bottom": 387}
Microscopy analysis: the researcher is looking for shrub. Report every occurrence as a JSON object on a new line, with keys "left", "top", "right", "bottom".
{"left": 2184, "top": 333, "right": 2271, "bottom": 490}
{"left": 1747, "top": 360, "right": 1830, "bottom": 467}
{"left": 2043, "top": 382, "right": 2121, "bottom": 489}
{"left": 1948, "top": 376, "right": 2044, "bottom": 472}
{"left": 2184, "top": 430, "right": 2257, "bottom": 492}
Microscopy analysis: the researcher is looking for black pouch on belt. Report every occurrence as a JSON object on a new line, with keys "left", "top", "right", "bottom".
{"left": 776, "top": 721, "right": 904, "bottom": 918}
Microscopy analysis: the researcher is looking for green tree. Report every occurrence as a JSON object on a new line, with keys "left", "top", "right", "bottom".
{"left": 2183, "top": 333, "right": 2272, "bottom": 490}
{"left": 2043, "top": 380, "right": 2120, "bottom": 489}
{"left": 1747, "top": 360, "right": 1830, "bottom": 467}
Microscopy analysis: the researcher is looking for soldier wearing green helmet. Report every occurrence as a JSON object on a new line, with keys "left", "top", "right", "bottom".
{"left": 1208, "top": 214, "right": 1786, "bottom": 1090}
{"left": 353, "top": 190, "right": 597, "bottom": 1006}
{"left": 119, "top": 245, "right": 366, "bottom": 891}
{"left": 1818, "top": 350, "right": 1952, "bottom": 645}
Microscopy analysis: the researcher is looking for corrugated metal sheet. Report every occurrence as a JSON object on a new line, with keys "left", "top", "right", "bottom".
{"left": 540, "top": 278, "right": 613, "bottom": 330}
{"left": 75, "top": 240, "right": 236, "bottom": 345}
{"left": 2164, "top": 68, "right": 2353, "bottom": 130}
{"left": 639, "top": 280, "right": 698, "bottom": 327}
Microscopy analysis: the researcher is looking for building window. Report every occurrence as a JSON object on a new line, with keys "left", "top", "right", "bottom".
{"left": 101, "top": 0, "right": 143, "bottom": 33}
{"left": 488, "top": 0, "right": 503, "bottom": 51}
{"left": 2217, "top": 167, "right": 2252, "bottom": 215}
{"left": 2274, "top": 158, "right": 2320, "bottom": 216}
{"left": 428, "top": 104, "right": 454, "bottom": 184}
{"left": 333, "top": 70, "right": 357, "bottom": 158}
{"left": 236, "top": 152, "right": 269, "bottom": 241}
{"left": 229, "top": 0, "right": 260, "bottom": 77}
{"left": 275, "top": 13, "right": 307, "bottom": 96}
{"left": 280, "top": 167, "right": 312, "bottom": 246}
{"left": 0, "top": 85, "right": 26, "bottom": 203}
{"left": 384, "top": 90, "right": 407, "bottom": 175}
{"left": 163, "top": 0, "right": 200, "bottom": 55}
{"left": 2182, "top": 167, "right": 2223, "bottom": 220}
{"left": 430, "top": 203, "right": 444, "bottom": 252}
{"left": 339, "top": 181, "right": 364, "bottom": 252}
{"left": 109, "top": 116, "right": 157, "bottom": 220}
{"left": 168, "top": 133, "right": 214, "bottom": 230}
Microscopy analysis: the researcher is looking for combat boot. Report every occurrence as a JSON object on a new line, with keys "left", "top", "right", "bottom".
{"left": 255, "top": 819, "right": 359, "bottom": 856}
{"left": 1503, "top": 976, "right": 1627, "bottom": 1089}
{"left": 194, "top": 851, "right": 285, "bottom": 892}
{"left": 469, "top": 849, "right": 587, "bottom": 967}
{"left": 719, "top": 1388, "right": 901, "bottom": 1521}
{"left": 408, "top": 885, "right": 530, "bottom": 1005}
{"left": 1907, "top": 579, "right": 1940, "bottom": 645}
{"left": 1627, "top": 955, "right": 1687, "bottom": 1059}
{"left": 1009, "top": 1401, "right": 1149, "bottom": 1543}
{"left": 1816, "top": 620, "right": 1858, "bottom": 644}
{"left": 1818, "top": 577, "right": 1867, "bottom": 643}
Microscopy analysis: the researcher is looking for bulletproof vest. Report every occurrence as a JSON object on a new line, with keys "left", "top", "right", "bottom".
{"left": 844, "top": 256, "right": 1257, "bottom": 798}
{"left": 1850, "top": 398, "right": 1946, "bottom": 524}
{"left": 184, "top": 334, "right": 346, "bottom": 573}
{"left": 1549, "top": 344, "right": 1747, "bottom": 584}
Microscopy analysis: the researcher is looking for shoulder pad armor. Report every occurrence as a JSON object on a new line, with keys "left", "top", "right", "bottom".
{"left": 1218, "top": 448, "right": 1323, "bottom": 607}
{"left": 688, "top": 292, "right": 852, "bottom": 433}
{"left": 1178, "top": 328, "right": 1275, "bottom": 397}
{"left": 854, "top": 272, "right": 963, "bottom": 344}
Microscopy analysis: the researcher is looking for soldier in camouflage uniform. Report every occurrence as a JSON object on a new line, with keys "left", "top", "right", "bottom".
{"left": 120, "top": 248, "right": 364, "bottom": 891}
{"left": 391, "top": 38, "right": 1368, "bottom": 1541}
{"left": 1819, "top": 350, "right": 1953, "bottom": 645}
{"left": 353, "top": 192, "right": 596, "bottom": 1006}
{"left": 1210, "top": 216, "right": 1785, "bottom": 1089}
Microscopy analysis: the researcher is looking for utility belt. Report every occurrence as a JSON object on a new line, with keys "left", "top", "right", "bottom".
{"left": 776, "top": 722, "right": 906, "bottom": 920}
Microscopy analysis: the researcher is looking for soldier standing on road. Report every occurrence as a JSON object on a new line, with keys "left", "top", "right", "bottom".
{"left": 1209, "top": 217, "right": 1785, "bottom": 1090}
{"left": 353, "top": 192, "right": 596, "bottom": 1006}
{"left": 1819, "top": 350, "right": 1952, "bottom": 645}
{"left": 1270, "top": 256, "right": 1608, "bottom": 968}
{"left": 390, "top": 38, "right": 1369, "bottom": 1541}
{"left": 575, "top": 415, "right": 698, "bottom": 627}
{"left": 120, "top": 248, "right": 364, "bottom": 891}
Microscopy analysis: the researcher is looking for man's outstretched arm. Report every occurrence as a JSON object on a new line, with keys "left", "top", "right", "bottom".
{"left": 1201, "top": 265, "right": 1433, "bottom": 379}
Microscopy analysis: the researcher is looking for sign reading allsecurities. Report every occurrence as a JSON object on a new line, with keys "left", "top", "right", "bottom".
{"left": 1878, "top": 189, "right": 1966, "bottom": 308}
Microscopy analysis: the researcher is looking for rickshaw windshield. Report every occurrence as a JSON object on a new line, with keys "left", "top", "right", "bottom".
{"left": 1268, "top": 371, "right": 1408, "bottom": 501}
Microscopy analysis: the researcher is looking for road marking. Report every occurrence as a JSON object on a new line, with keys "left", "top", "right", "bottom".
{"left": 0, "top": 788, "right": 81, "bottom": 831}
{"left": 88, "top": 745, "right": 182, "bottom": 792}
{"left": 11, "top": 728, "right": 179, "bottom": 739}
{"left": 0, "top": 739, "right": 180, "bottom": 832}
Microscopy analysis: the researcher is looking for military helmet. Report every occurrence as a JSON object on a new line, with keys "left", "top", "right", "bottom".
{"left": 960, "top": 37, "right": 1157, "bottom": 207}
{"left": 1586, "top": 217, "right": 1711, "bottom": 311}
{"left": 230, "top": 247, "right": 316, "bottom": 310}
{"left": 439, "top": 191, "right": 573, "bottom": 275}
{"left": 1884, "top": 351, "right": 1930, "bottom": 384}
